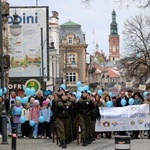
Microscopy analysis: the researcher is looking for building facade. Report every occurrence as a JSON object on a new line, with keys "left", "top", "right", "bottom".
{"left": 59, "top": 20, "right": 87, "bottom": 91}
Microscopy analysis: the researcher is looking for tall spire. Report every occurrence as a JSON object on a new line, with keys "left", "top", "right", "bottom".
{"left": 110, "top": 9, "right": 118, "bottom": 35}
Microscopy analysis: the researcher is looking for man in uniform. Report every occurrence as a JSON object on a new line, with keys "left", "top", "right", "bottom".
{"left": 51, "top": 87, "right": 65, "bottom": 143}
{"left": 76, "top": 90, "right": 94, "bottom": 146}
{"left": 55, "top": 92, "right": 73, "bottom": 149}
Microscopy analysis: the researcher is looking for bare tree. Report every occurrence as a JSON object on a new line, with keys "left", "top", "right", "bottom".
{"left": 81, "top": 0, "right": 150, "bottom": 8}
{"left": 120, "top": 14, "right": 150, "bottom": 85}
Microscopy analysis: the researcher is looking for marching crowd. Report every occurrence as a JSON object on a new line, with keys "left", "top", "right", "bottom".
{"left": 0, "top": 87, "right": 150, "bottom": 149}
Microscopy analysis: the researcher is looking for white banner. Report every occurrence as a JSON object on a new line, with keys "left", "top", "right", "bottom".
{"left": 95, "top": 104, "right": 150, "bottom": 131}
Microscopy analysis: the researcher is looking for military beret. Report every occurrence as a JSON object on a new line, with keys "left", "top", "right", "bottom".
{"left": 81, "top": 90, "right": 88, "bottom": 93}
{"left": 57, "top": 87, "right": 65, "bottom": 92}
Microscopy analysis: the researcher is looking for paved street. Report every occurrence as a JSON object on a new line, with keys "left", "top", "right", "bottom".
{"left": 0, "top": 137, "right": 150, "bottom": 150}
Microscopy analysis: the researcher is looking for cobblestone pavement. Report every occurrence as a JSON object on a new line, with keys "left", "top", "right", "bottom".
{"left": 0, "top": 137, "right": 150, "bottom": 150}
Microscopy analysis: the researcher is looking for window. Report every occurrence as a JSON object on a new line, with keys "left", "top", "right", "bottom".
{"left": 68, "top": 37, "right": 73, "bottom": 44}
{"left": 67, "top": 54, "right": 76, "bottom": 64}
{"left": 66, "top": 72, "right": 76, "bottom": 84}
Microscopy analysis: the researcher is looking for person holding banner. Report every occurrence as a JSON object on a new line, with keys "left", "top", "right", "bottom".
{"left": 95, "top": 94, "right": 104, "bottom": 139}
{"left": 132, "top": 92, "right": 143, "bottom": 139}
{"left": 104, "top": 95, "right": 112, "bottom": 139}
{"left": 116, "top": 90, "right": 129, "bottom": 135}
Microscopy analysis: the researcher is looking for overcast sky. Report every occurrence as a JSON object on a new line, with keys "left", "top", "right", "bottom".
{"left": 8, "top": 0, "right": 148, "bottom": 57}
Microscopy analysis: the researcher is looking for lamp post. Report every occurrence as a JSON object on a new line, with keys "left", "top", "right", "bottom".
{"left": 0, "top": 6, "right": 21, "bottom": 144}
{"left": 49, "top": 42, "right": 57, "bottom": 93}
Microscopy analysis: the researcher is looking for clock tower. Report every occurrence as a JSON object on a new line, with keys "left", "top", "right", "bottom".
{"left": 109, "top": 10, "right": 120, "bottom": 62}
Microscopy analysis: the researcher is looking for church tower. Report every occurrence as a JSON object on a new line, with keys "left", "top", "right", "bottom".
{"left": 109, "top": 10, "right": 120, "bottom": 62}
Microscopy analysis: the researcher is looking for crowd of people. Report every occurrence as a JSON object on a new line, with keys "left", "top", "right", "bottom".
{"left": 0, "top": 87, "right": 150, "bottom": 149}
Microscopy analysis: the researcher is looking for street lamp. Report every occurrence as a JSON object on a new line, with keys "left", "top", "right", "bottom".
{"left": 0, "top": 5, "right": 21, "bottom": 144}
{"left": 9, "top": 12, "right": 22, "bottom": 36}
{"left": 49, "top": 42, "right": 57, "bottom": 93}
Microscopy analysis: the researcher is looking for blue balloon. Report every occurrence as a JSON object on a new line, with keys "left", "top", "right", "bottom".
{"left": 60, "top": 84, "right": 66, "bottom": 90}
{"left": 109, "top": 92, "right": 113, "bottom": 98}
{"left": 129, "top": 98, "right": 134, "bottom": 105}
{"left": 76, "top": 92, "right": 81, "bottom": 99}
{"left": 24, "top": 88, "right": 31, "bottom": 96}
{"left": 78, "top": 87, "right": 83, "bottom": 92}
{"left": 29, "top": 120, "right": 35, "bottom": 127}
{"left": 84, "top": 85, "right": 89, "bottom": 91}
{"left": 30, "top": 88, "right": 36, "bottom": 96}
{"left": 16, "top": 96, "right": 22, "bottom": 102}
{"left": 97, "top": 90, "right": 103, "bottom": 96}
{"left": 21, "top": 97, "right": 28, "bottom": 104}
{"left": 38, "top": 116, "right": 45, "bottom": 123}
{"left": 3, "top": 87, "right": 7, "bottom": 94}
{"left": 121, "top": 99, "right": 126, "bottom": 106}
{"left": 20, "top": 116, "right": 25, "bottom": 124}
{"left": 15, "top": 107, "right": 22, "bottom": 115}
{"left": 0, "top": 89, "right": 2, "bottom": 96}
{"left": 143, "top": 91, "right": 148, "bottom": 98}
{"left": 76, "top": 81, "right": 82, "bottom": 87}
{"left": 106, "top": 101, "right": 113, "bottom": 107}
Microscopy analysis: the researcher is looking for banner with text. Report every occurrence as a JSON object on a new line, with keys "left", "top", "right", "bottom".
{"left": 95, "top": 104, "right": 150, "bottom": 131}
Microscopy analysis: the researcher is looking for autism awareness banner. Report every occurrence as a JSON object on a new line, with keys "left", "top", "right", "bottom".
{"left": 95, "top": 104, "right": 150, "bottom": 131}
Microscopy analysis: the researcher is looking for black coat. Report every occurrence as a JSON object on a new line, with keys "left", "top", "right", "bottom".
{"left": 115, "top": 96, "right": 129, "bottom": 107}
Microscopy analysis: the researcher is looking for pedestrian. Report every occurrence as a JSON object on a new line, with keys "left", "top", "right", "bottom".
{"left": 95, "top": 94, "right": 104, "bottom": 139}
{"left": 0, "top": 96, "right": 3, "bottom": 138}
{"left": 55, "top": 92, "right": 73, "bottom": 148}
{"left": 116, "top": 90, "right": 129, "bottom": 135}
{"left": 29, "top": 100, "right": 40, "bottom": 139}
{"left": 21, "top": 103, "right": 31, "bottom": 138}
{"left": 28, "top": 96, "right": 35, "bottom": 108}
{"left": 39, "top": 100, "right": 52, "bottom": 139}
{"left": 131, "top": 92, "right": 143, "bottom": 139}
{"left": 34, "top": 90, "right": 44, "bottom": 107}
{"left": 90, "top": 94, "right": 101, "bottom": 141}
{"left": 12, "top": 100, "right": 23, "bottom": 138}
{"left": 76, "top": 90, "right": 94, "bottom": 146}
{"left": 104, "top": 95, "right": 112, "bottom": 139}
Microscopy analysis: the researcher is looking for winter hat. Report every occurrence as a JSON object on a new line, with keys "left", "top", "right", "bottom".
{"left": 34, "top": 100, "right": 39, "bottom": 105}
{"left": 42, "top": 100, "right": 48, "bottom": 105}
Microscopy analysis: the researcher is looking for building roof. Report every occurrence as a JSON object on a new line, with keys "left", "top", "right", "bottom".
{"left": 61, "top": 19, "right": 80, "bottom": 26}
{"left": 107, "top": 68, "right": 120, "bottom": 78}
{"left": 59, "top": 20, "right": 85, "bottom": 44}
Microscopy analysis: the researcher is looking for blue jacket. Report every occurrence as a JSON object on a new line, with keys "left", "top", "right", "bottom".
{"left": 40, "top": 107, "right": 52, "bottom": 122}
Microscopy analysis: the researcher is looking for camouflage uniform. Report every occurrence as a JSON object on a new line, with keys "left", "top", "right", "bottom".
{"left": 76, "top": 94, "right": 94, "bottom": 146}
{"left": 55, "top": 98, "right": 72, "bottom": 148}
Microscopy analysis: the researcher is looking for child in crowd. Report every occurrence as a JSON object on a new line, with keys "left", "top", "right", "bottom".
{"left": 30, "top": 100, "right": 40, "bottom": 139}
{"left": 21, "top": 103, "right": 31, "bottom": 138}
{"left": 39, "top": 100, "right": 52, "bottom": 139}
{"left": 12, "top": 101, "right": 23, "bottom": 137}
